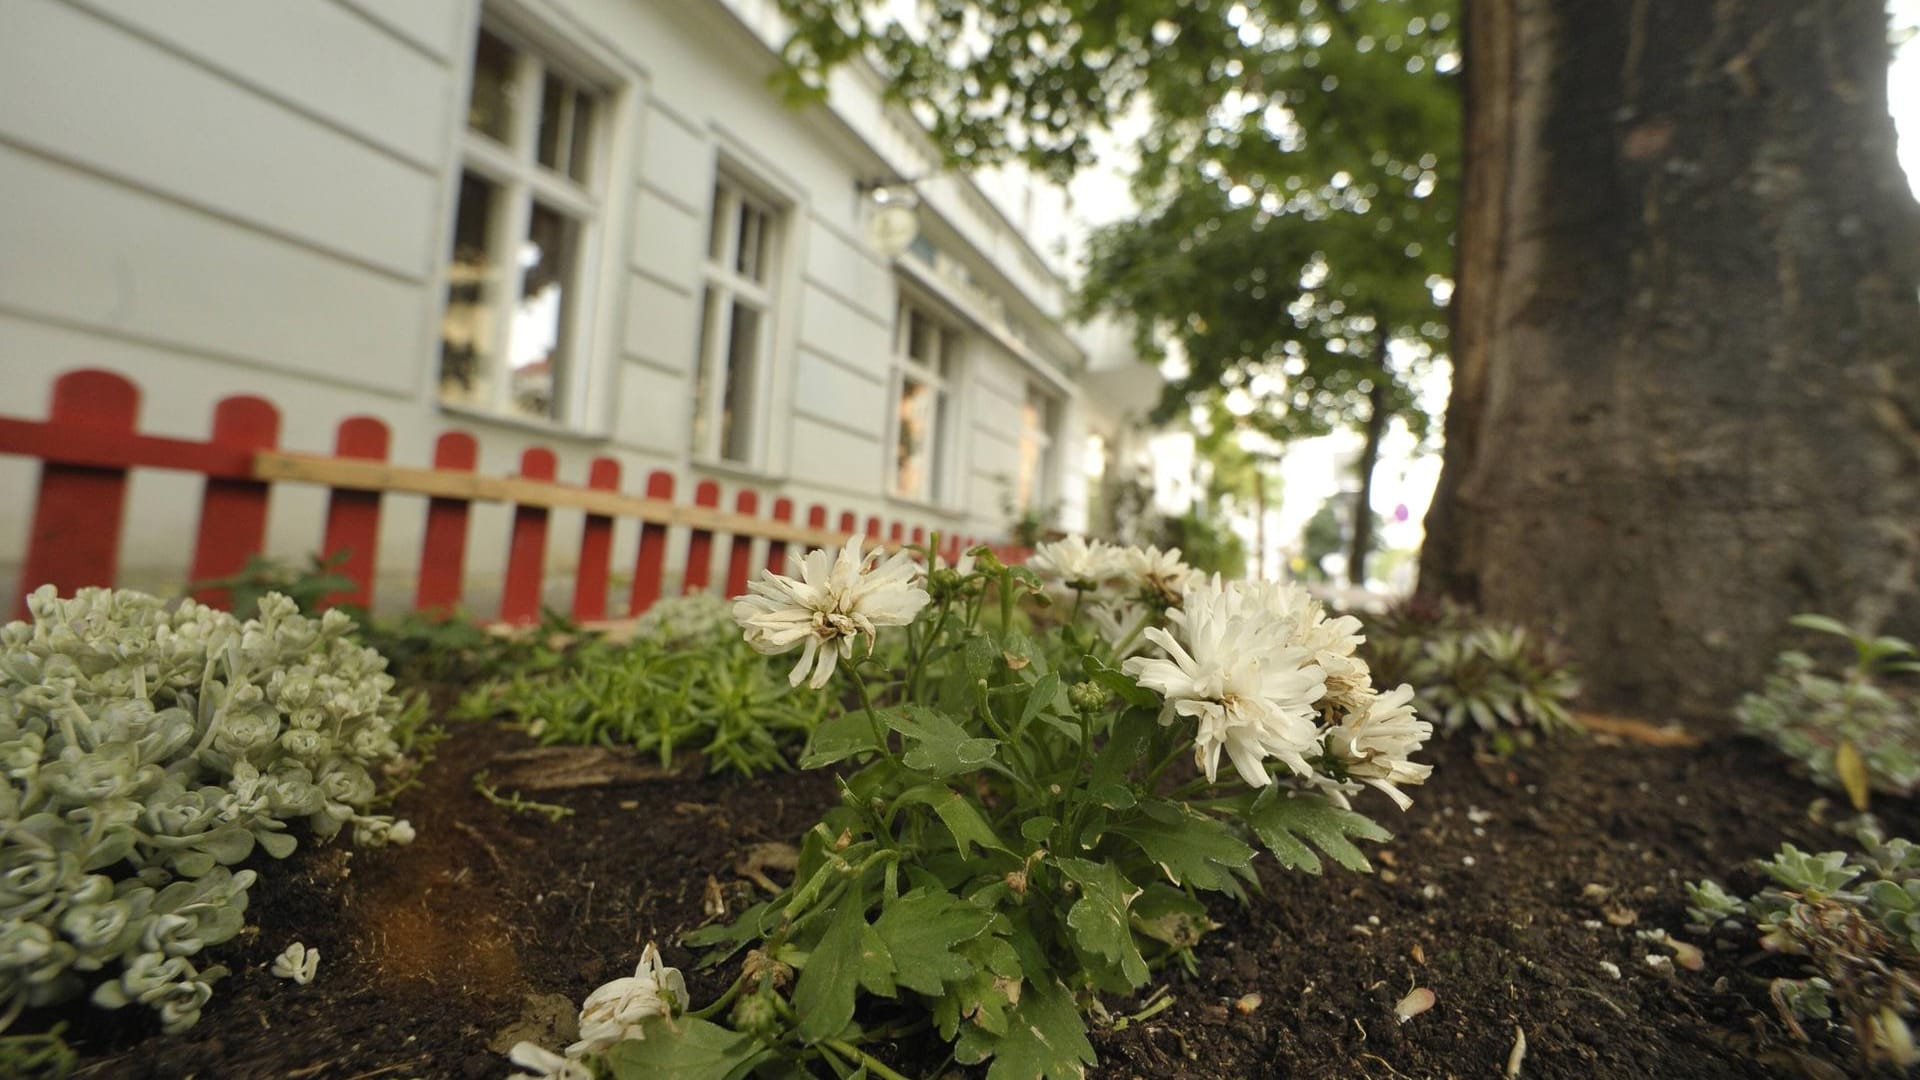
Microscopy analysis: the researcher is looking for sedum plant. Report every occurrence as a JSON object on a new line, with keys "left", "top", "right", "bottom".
{"left": 0, "top": 586, "right": 414, "bottom": 1035}
{"left": 1364, "top": 599, "right": 1580, "bottom": 736}
{"left": 507, "top": 536, "right": 1431, "bottom": 1079}
{"left": 456, "top": 605, "right": 826, "bottom": 777}
{"left": 1736, "top": 614, "right": 1920, "bottom": 805}
{"left": 1688, "top": 823, "right": 1920, "bottom": 1070}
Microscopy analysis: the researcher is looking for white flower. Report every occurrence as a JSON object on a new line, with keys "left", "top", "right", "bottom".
{"left": 732, "top": 537, "right": 930, "bottom": 689}
{"left": 1325, "top": 683, "right": 1433, "bottom": 810}
{"left": 1086, "top": 598, "right": 1152, "bottom": 660}
{"left": 1029, "top": 536, "right": 1123, "bottom": 589}
{"left": 1209, "top": 579, "right": 1373, "bottom": 713}
{"left": 1119, "top": 545, "right": 1192, "bottom": 606}
{"left": 270, "top": 941, "right": 319, "bottom": 985}
{"left": 506, "top": 1041, "right": 594, "bottom": 1080}
{"left": 1123, "top": 578, "right": 1327, "bottom": 787}
{"left": 567, "top": 944, "right": 688, "bottom": 1058}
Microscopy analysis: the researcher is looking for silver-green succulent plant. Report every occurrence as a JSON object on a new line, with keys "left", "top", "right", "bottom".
{"left": 0, "top": 587, "right": 413, "bottom": 1034}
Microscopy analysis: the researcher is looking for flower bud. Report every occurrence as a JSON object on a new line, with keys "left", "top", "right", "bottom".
{"left": 729, "top": 992, "right": 779, "bottom": 1034}
{"left": 1068, "top": 681, "right": 1109, "bottom": 715}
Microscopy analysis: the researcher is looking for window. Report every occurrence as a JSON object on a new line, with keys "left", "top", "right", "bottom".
{"left": 439, "top": 22, "right": 603, "bottom": 423}
{"left": 1015, "top": 384, "right": 1059, "bottom": 513}
{"left": 692, "top": 175, "right": 783, "bottom": 464}
{"left": 890, "top": 300, "right": 960, "bottom": 502}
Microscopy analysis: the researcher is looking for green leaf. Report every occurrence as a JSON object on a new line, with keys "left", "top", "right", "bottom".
{"left": 957, "top": 974, "right": 1097, "bottom": 1080}
{"left": 605, "top": 1015, "right": 765, "bottom": 1080}
{"left": 1131, "top": 883, "right": 1218, "bottom": 949}
{"left": 198, "top": 827, "right": 256, "bottom": 865}
{"left": 1110, "top": 800, "right": 1255, "bottom": 891}
{"left": 257, "top": 829, "right": 299, "bottom": 860}
{"left": 886, "top": 705, "right": 999, "bottom": 776}
{"left": 1246, "top": 788, "right": 1391, "bottom": 874}
{"left": 800, "top": 712, "right": 883, "bottom": 769}
{"left": 1018, "top": 673, "right": 1063, "bottom": 731}
{"left": 872, "top": 888, "right": 995, "bottom": 995}
{"left": 859, "top": 924, "right": 897, "bottom": 997}
{"left": 1019, "top": 816, "right": 1057, "bottom": 844}
{"left": 1789, "top": 613, "right": 1857, "bottom": 640}
{"left": 1087, "top": 659, "right": 1157, "bottom": 710}
{"left": 793, "top": 884, "right": 871, "bottom": 1041}
{"left": 898, "top": 785, "right": 1008, "bottom": 858}
{"left": 682, "top": 900, "right": 777, "bottom": 967}
{"left": 1089, "top": 711, "right": 1156, "bottom": 793}
{"left": 1057, "top": 858, "right": 1149, "bottom": 987}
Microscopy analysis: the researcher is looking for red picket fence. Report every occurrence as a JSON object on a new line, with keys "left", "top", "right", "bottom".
{"left": 1, "top": 369, "right": 1025, "bottom": 623}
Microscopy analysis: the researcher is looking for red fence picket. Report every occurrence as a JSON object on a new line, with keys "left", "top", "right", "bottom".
{"left": 415, "top": 432, "right": 478, "bottom": 614}
{"left": 318, "top": 417, "right": 389, "bottom": 610}
{"left": 764, "top": 497, "right": 796, "bottom": 576}
{"left": 724, "top": 490, "right": 759, "bottom": 597}
{"left": 189, "top": 396, "right": 280, "bottom": 609}
{"left": 629, "top": 470, "right": 675, "bottom": 616}
{"left": 572, "top": 457, "right": 621, "bottom": 622}
{"left": 683, "top": 480, "right": 721, "bottom": 594}
{"left": 13, "top": 371, "right": 140, "bottom": 618}
{"left": 500, "top": 447, "right": 557, "bottom": 624}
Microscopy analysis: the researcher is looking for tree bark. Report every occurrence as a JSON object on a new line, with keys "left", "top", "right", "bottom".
{"left": 1348, "top": 373, "right": 1390, "bottom": 588}
{"left": 1420, "top": 0, "right": 1920, "bottom": 715}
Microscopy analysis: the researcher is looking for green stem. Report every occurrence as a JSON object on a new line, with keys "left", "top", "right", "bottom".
{"left": 848, "top": 667, "right": 901, "bottom": 768}
{"left": 687, "top": 972, "right": 747, "bottom": 1020}
{"left": 823, "top": 1039, "right": 915, "bottom": 1080}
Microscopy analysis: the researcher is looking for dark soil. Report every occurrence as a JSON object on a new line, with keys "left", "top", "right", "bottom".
{"left": 43, "top": 711, "right": 1913, "bottom": 1079}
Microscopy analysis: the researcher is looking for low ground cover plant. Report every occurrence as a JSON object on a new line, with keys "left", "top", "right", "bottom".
{"left": 1737, "top": 614, "right": 1920, "bottom": 807}
{"left": 458, "top": 595, "right": 825, "bottom": 776}
{"left": 1688, "top": 820, "right": 1920, "bottom": 1070}
{"left": 0, "top": 587, "right": 414, "bottom": 1037}
{"left": 509, "top": 536, "right": 1434, "bottom": 1079}
{"left": 1364, "top": 598, "right": 1580, "bottom": 738}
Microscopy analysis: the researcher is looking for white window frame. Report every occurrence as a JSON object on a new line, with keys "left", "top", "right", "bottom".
{"left": 691, "top": 172, "right": 785, "bottom": 467}
{"left": 437, "top": 16, "right": 609, "bottom": 428}
{"left": 886, "top": 295, "right": 964, "bottom": 506}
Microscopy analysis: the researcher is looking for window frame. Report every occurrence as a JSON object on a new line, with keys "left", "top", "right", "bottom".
{"left": 691, "top": 171, "right": 786, "bottom": 468}
{"left": 1015, "top": 382, "right": 1061, "bottom": 515}
{"left": 436, "top": 15, "right": 610, "bottom": 429}
{"left": 886, "top": 294, "right": 966, "bottom": 507}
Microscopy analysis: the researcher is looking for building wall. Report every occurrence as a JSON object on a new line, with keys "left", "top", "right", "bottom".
{"left": 0, "top": 0, "right": 1109, "bottom": 616}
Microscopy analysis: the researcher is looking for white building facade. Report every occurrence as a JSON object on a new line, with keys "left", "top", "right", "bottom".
{"left": 0, "top": 0, "right": 1154, "bottom": 613}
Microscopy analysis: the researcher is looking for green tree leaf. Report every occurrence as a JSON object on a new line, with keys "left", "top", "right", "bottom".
{"left": 1110, "top": 800, "right": 1255, "bottom": 891}
{"left": 799, "top": 711, "right": 883, "bottom": 769}
{"left": 886, "top": 705, "right": 1000, "bottom": 776}
{"left": 898, "top": 785, "right": 1009, "bottom": 858}
{"left": 1057, "top": 858, "right": 1149, "bottom": 987}
{"left": 1246, "top": 788, "right": 1392, "bottom": 874}
{"left": 872, "top": 888, "right": 996, "bottom": 995}
{"left": 793, "top": 884, "right": 872, "bottom": 1041}
{"left": 605, "top": 1015, "right": 765, "bottom": 1080}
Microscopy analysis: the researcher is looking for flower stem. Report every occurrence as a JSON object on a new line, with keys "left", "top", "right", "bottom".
{"left": 847, "top": 667, "right": 900, "bottom": 767}
{"left": 687, "top": 972, "right": 747, "bottom": 1020}
{"left": 823, "top": 1039, "right": 914, "bottom": 1080}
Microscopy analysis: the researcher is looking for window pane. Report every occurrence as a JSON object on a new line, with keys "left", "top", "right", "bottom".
{"left": 895, "top": 376, "right": 937, "bottom": 500}
{"left": 721, "top": 303, "right": 761, "bottom": 462}
{"left": 1017, "top": 399, "right": 1041, "bottom": 511}
{"left": 467, "top": 27, "right": 517, "bottom": 143}
{"left": 536, "top": 74, "right": 567, "bottom": 171}
{"left": 691, "top": 288, "right": 720, "bottom": 454}
{"left": 707, "top": 183, "right": 730, "bottom": 263}
{"left": 567, "top": 93, "right": 595, "bottom": 182}
{"left": 736, "top": 202, "right": 769, "bottom": 283}
{"left": 906, "top": 308, "right": 933, "bottom": 365}
{"left": 439, "top": 171, "right": 500, "bottom": 408}
{"left": 507, "top": 202, "right": 581, "bottom": 420}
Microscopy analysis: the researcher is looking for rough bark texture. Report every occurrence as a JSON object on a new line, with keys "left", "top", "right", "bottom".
{"left": 1420, "top": 0, "right": 1920, "bottom": 715}
{"left": 1348, "top": 376, "right": 1390, "bottom": 586}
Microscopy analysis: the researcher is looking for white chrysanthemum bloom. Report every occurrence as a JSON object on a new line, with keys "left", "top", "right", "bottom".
{"left": 1087, "top": 598, "right": 1153, "bottom": 660}
{"left": 567, "top": 944, "right": 689, "bottom": 1058}
{"left": 1325, "top": 683, "right": 1433, "bottom": 810}
{"left": 1119, "top": 544, "right": 1193, "bottom": 606}
{"left": 507, "top": 1041, "right": 594, "bottom": 1080}
{"left": 1124, "top": 578, "right": 1327, "bottom": 787}
{"left": 1029, "top": 536, "right": 1123, "bottom": 589}
{"left": 733, "top": 536, "right": 930, "bottom": 689}
{"left": 1212, "top": 579, "right": 1373, "bottom": 714}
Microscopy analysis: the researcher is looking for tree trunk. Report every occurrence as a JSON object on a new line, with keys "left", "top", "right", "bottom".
{"left": 1348, "top": 374, "right": 1389, "bottom": 588}
{"left": 1420, "top": 0, "right": 1920, "bottom": 715}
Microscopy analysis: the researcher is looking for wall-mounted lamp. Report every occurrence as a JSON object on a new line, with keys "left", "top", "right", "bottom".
{"left": 859, "top": 179, "right": 922, "bottom": 257}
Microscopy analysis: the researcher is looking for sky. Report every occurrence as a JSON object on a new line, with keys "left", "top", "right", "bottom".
{"left": 1069, "top": 4, "right": 1920, "bottom": 588}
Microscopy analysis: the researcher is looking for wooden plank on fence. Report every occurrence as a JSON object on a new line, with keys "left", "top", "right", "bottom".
{"left": 572, "top": 457, "right": 620, "bottom": 622}
{"left": 415, "top": 431, "right": 477, "bottom": 613}
{"left": 189, "top": 395, "right": 280, "bottom": 609}
{"left": 501, "top": 447, "right": 557, "bottom": 625}
{"left": 319, "top": 417, "right": 389, "bottom": 610}
{"left": 253, "top": 450, "right": 856, "bottom": 551}
{"left": 15, "top": 370, "right": 139, "bottom": 617}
